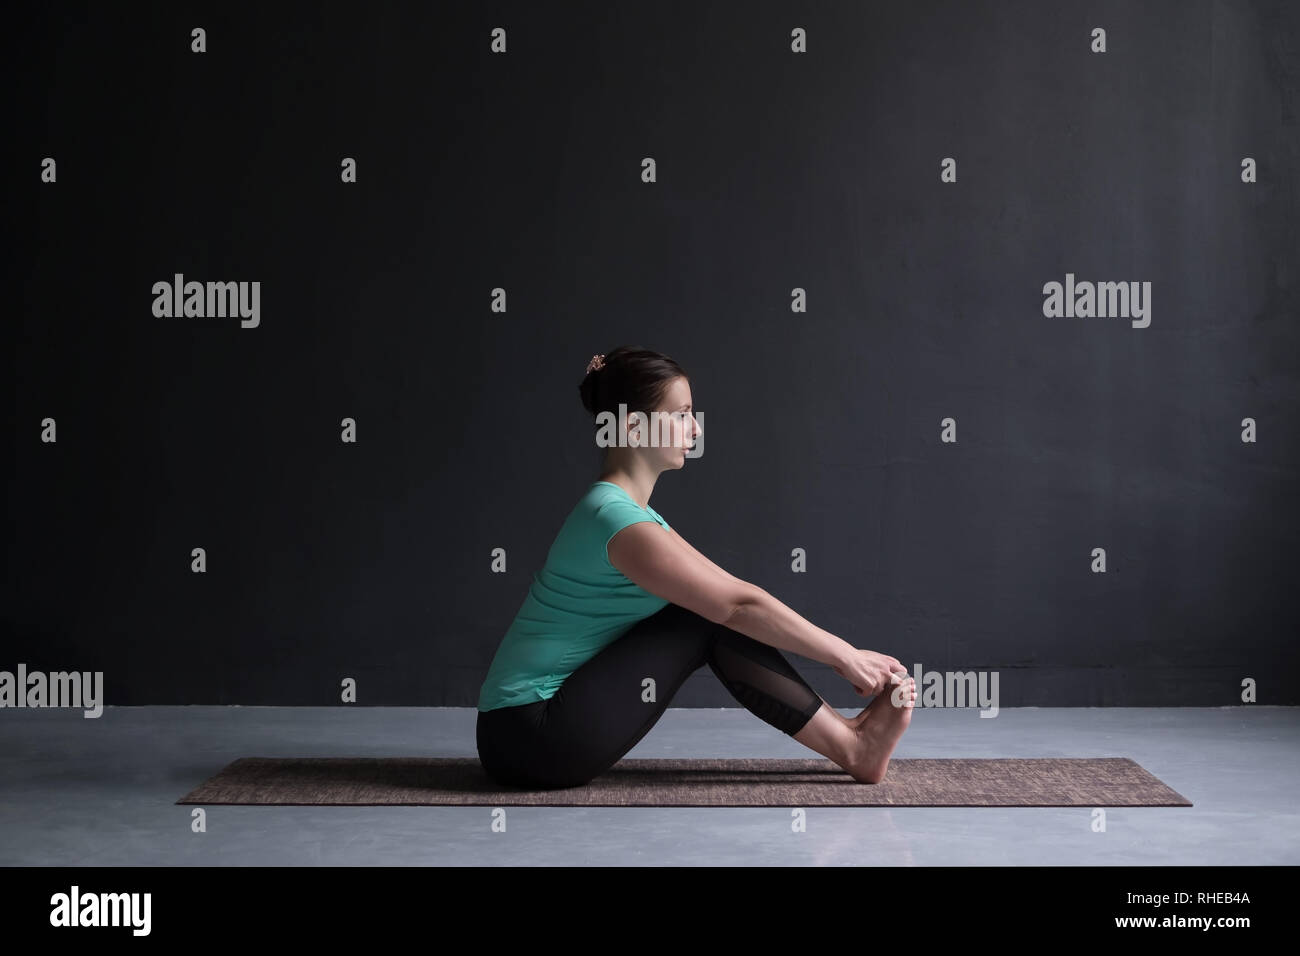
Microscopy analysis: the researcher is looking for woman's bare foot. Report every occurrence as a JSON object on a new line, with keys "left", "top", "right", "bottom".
{"left": 847, "top": 677, "right": 916, "bottom": 783}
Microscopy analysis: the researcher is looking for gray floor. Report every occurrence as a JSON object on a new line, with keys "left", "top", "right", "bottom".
{"left": 0, "top": 705, "right": 1295, "bottom": 866}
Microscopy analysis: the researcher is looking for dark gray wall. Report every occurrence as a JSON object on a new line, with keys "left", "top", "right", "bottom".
{"left": 5, "top": 0, "right": 1297, "bottom": 707}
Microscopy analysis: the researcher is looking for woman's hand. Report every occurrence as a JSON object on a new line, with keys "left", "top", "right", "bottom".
{"left": 832, "top": 648, "right": 908, "bottom": 698}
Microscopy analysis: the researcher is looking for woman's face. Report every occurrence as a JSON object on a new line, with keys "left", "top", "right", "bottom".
{"left": 636, "top": 375, "right": 701, "bottom": 470}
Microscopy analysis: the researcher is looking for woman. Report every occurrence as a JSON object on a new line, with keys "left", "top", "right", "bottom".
{"left": 476, "top": 345, "right": 916, "bottom": 789}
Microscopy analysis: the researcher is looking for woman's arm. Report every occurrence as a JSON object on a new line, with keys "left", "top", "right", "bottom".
{"left": 608, "top": 521, "right": 855, "bottom": 669}
{"left": 663, "top": 526, "right": 747, "bottom": 586}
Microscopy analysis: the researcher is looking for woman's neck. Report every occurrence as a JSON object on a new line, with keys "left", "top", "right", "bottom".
{"left": 597, "top": 463, "right": 657, "bottom": 510}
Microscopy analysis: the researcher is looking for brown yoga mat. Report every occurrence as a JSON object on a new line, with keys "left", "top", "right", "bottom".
{"left": 176, "top": 756, "right": 1191, "bottom": 807}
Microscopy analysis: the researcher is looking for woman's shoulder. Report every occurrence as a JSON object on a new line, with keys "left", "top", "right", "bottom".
{"left": 585, "top": 481, "right": 670, "bottom": 531}
{"left": 584, "top": 480, "right": 636, "bottom": 508}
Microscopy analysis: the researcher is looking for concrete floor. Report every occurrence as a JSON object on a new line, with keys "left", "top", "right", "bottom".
{"left": 0, "top": 706, "right": 1295, "bottom": 865}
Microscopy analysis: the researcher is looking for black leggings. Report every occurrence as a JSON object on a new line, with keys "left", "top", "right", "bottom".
{"left": 476, "top": 602, "right": 826, "bottom": 789}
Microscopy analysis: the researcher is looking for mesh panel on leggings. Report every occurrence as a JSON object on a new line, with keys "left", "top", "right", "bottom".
{"left": 708, "top": 636, "right": 823, "bottom": 735}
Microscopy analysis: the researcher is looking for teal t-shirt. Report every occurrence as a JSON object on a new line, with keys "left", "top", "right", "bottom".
{"left": 477, "top": 481, "right": 672, "bottom": 711}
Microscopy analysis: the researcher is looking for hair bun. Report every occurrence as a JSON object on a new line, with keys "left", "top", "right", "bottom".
{"left": 578, "top": 345, "right": 686, "bottom": 421}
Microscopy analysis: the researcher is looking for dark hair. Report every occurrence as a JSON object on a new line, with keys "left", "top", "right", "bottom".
{"left": 578, "top": 345, "right": 688, "bottom": 423}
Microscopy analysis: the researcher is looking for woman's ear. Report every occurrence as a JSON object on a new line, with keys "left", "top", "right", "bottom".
{"left": 624, "top": 411, "right": 646, "bottom": 446}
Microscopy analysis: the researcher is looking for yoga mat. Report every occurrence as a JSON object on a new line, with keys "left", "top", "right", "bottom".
{"left": 176, "top": 756, "right": 1192, "bottom": 807}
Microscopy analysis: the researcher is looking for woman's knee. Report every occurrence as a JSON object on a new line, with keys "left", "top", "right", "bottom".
{"left": 653, "top": 602, "right": 717, "bottom": 632}
{"left": 655, "top": 603, "right": 730, "bottom": 652}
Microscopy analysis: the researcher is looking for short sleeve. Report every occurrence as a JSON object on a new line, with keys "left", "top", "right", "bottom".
{"left": 594, "top": 497, "right": 665, "bottom": 566}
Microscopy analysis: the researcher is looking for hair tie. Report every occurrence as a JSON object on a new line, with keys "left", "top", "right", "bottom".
{"left": 586, "top": 353, "right": 606, "bottom": 374}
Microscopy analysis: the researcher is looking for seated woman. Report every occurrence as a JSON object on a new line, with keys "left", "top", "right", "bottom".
{"left": 476, "top": 345, "right": 915, "bottom": 789}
